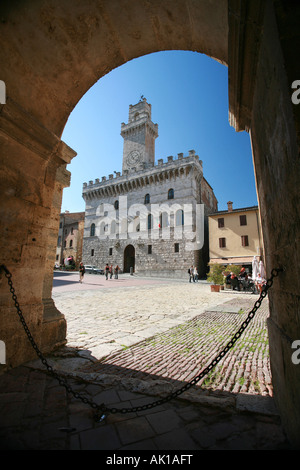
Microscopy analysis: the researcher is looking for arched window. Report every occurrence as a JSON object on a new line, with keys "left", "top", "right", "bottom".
{"left": 176, "top": 209, "right": 184, "bottom": 226}
{"left": 100, "top": 222, "right": 105, "bottom": 236}
{"left": 168, "top": 188, "right": 174, "bottom": 200}
{"left": 144, "top": 193, "right": 150, "bottom": 204}
{"left": 111, "top": 220, "right": 116, "bottom": 234}
{"left": 148, "top": 213, "right": 153, "bottom": 230}
{"left": 160, "top": 212, "right": 169, "bottom": 228}
{"left": 133, "top": 216, "right": 140, "bottom": 232}
{"left": 114, "top": 200, "right": 119, "bottom": 210}
{"left": 90, "top": 223, "right": 95, "bottom": 236}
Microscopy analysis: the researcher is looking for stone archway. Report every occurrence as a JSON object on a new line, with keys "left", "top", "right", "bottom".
{"left": 123, "top": 245, "right": 135, "bottom": 274}
{"left": 0, "top": 0, "right": 299, "bottom": 447}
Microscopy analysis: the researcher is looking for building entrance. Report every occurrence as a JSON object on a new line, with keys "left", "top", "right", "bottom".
{"left": 124, "top": 245, "right": 135, "bottom": 273}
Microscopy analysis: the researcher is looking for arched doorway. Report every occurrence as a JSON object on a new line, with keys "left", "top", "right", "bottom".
{"left": 123, "top": 245, "right": 135, "bottom": 273}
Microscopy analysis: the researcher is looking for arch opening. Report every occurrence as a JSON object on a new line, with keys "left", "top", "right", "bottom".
{"left": 123, "top": 244, "right": 135, "bottom": 273}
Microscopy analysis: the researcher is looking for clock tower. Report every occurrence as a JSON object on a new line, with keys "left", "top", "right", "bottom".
{"left": 121, "top": 97, "right": 158, "bottom": 172}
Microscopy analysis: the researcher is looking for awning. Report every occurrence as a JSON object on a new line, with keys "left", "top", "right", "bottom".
{"left": 209, "top": 257, "right": 254, "bottom": 265}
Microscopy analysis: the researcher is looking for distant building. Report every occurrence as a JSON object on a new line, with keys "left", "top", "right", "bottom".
{"left": 82, "top": 97, "right": 217, "bottom": 278}
{"left": 56, "top": 211, "right": 85, "bottom": 268}
{"left": 208, "top": 201, "right": 263, "bottom": 271}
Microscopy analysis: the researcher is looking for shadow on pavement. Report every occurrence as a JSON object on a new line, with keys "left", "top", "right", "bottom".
{"left": 0, "top": 344, "right": 291, "bottom": 450}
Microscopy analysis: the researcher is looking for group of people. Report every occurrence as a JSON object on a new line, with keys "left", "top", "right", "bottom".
{"left": 188, "top": 265, "right": 199, "bottom": 283}
{"left": 78, "top": 262, "right": 120, "bottom": 283}
{"left": 104, "top": 264, "right": 120, "bottom": 280}
{"left": 78, "top": 258, "right": 267, "bottom": 292}
{"left": 224, "top": 266, "right": 266, "bottom": 293}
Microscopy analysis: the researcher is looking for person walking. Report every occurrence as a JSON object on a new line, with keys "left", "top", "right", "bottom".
{"left": 114, "top": 265, "right": 119, "bottom": 279}
{"left": 189, "top": 265, "right": 194, "bottom": 283}
{"left": 105, "top": 263, "right": 109, "bottom": 280}
{"left": 110, "top": 264, "right": 113, "bottom": 279}
{"left": 193, "top": 266, "right": 198, "bottom": 282}
{"left": 79, "top": 262, "right": 85, "bottom": 283}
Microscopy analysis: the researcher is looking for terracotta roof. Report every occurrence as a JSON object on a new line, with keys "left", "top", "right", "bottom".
{"left": 209, "top": 205, "right": 258, "bottom": 216}
{"left": 60, "top": 212, "right": 85, "bottom": 224}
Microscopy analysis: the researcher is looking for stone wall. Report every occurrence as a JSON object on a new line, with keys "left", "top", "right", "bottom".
{"left": 249, "top": 1, "right": 300, "bottom": 448}
{"left": 82, "top": 152, "right": 214, "bottom": 277}
{"left": 0, "top": 99, "right": 76, "bottom": 368}
{"left": 83, "top": 230, "right": 200, "bottom": 278}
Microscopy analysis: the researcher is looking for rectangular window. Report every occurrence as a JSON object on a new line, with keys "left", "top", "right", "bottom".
{"left": 148, "top": 245, "right": 152, "bottom": 254}
{"left": 109, "top": 248, "right": 113, "bottom": 256}
{"left": 174, "top": 243, "right": 179, "bottom": 253}
{"left": 91, "top": 249, "right": 94, "bottom": 256}
{"left": 219, "top": 237, "right": 226, "bottom": 248}
{"left": 240, "top": 215, "right": 247, "bottom": 226}
{"left": 241, "top": 235, "right": 249, "bottom": 246}
{"left": 218, "top": 217, "right": 224, "bottom": 228}
{"left": 69, "top": 239, "right": 73, "bottom": 248}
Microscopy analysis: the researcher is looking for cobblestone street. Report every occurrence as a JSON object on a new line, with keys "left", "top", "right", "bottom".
{"left": 0, "top": 273, "right": 292, "bottom": 451}
{"left": 86, "top": 299, "right": 272, "bottom": 397}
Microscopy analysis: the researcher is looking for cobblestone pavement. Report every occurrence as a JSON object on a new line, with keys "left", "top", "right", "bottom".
{"left": 0, "top": 273, "right": 293, "bottom": 451}
{"left": 83, "top": 299, "right": 272, "bottom": 397}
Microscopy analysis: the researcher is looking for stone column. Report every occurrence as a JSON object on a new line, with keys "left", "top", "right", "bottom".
{"left": 41, "top": 144, "right": 76, "bottom": 352}
{"left": 0, "top": 98, "right": 76, "bottom": 367}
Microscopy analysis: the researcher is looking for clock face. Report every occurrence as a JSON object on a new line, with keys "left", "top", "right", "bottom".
{"left": 126, "top": 150, "right": 141, "bottom": 167}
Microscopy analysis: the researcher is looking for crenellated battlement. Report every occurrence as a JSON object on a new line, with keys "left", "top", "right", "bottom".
{"left": 83, "top": 150, "right": 203, "bottom": 190}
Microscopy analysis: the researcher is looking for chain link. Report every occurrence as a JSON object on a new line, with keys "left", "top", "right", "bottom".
{"left": 0, "top": 264, "right": 282, "bottom": 420}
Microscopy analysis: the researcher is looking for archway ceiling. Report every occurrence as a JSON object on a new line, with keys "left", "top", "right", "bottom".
{"left": 0, "top": 0, "right": 228, "bottom": 136}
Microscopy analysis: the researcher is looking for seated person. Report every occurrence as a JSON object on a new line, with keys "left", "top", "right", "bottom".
{"left": 255, "top": 273, "right": 266, "bottom": 293}
{"left": 230, "top": 273, "right": 240, "bottom": 290}
{"left": 239, "top": 267, "right": 248, "bottom": 279}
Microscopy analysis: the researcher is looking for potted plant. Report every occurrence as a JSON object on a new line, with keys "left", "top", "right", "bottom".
{"left": 226, "top": 264, "right": 240, "bottom": 276}
{"left": 207, "top": 263, "right": 225, "bottom": 292}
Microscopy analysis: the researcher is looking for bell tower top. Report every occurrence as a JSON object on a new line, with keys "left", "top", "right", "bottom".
{"left": 121, "top": 97, "right": 158, "bottom": 172}
{"left": 128, "top": 95, "right": 152, "bottom": 122}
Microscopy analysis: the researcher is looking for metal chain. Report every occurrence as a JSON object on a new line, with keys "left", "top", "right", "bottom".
{"left": 0, "top": 264, "right": 282, "bottom": 421}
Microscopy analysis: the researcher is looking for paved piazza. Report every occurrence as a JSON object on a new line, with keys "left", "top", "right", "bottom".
{"left": 0, "top": 272, "right": 288, "bottom": 451}
{"left": 52, "top": 271, "right": 259, "bottom": 361}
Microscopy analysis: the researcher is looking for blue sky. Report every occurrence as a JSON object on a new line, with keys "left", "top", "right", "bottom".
{"left": 61, "top": 50, "right": 258, "bottom": 214}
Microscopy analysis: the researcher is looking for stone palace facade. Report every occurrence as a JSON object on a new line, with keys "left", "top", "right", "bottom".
{"left": 82, "top": 98, "right": 217, "bottom": 278}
